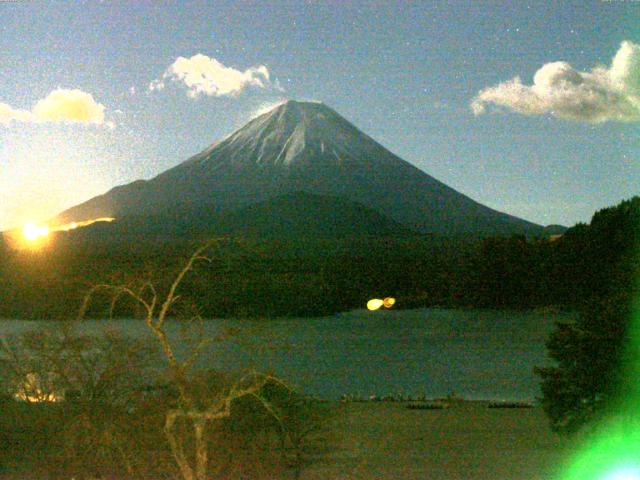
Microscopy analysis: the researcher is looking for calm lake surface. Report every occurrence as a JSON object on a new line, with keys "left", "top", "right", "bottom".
{"left": 0, "top": 308, "right": 572, "bottom": 401}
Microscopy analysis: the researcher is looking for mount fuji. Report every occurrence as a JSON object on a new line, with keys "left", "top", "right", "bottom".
{"left": 55, "top": 100, "right": 543, "bottom": 237}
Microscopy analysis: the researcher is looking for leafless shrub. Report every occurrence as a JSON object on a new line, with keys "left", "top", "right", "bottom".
{"left": 0, "top": 324, "right": 163, "bottom": 479}
{"left": 76, "top": 240, "right": 329, "bottom": 480}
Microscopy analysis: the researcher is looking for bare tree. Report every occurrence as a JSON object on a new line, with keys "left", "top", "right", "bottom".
{"left": 78, "top": 241, "right": 286, "bottom": 480}
{"left": 0, "top": 323, "right": 160, "bottom": 479}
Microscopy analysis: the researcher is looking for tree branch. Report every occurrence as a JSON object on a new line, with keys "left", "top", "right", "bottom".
{"left": 157, "top": 240, "right": 217, "bottom": 328}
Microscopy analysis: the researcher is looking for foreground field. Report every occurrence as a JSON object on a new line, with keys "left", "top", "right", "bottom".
{"left": 1, "top": 399, "right": 577, "bottom": 480}
{"left": 305, "top": 400, "right": 575, "bottom": 480}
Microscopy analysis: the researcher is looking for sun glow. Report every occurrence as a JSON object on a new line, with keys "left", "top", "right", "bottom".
{"left": 21, "top": 217, "right": 114, "bottom": 240}
{"left": 22, "top": 222, "right": 49, "bottom": 242}
{"left": 6, "top": 217, "right": 115, "bottom": 250}
{"left": 55, "top": 217, "right": 114, "bottom": 231}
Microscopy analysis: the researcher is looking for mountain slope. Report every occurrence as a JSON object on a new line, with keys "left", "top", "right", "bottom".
{"left": 56, "top": 100, "right": 543, "bottom": 236}
{"left": 61, "top": 191, "right": 412, "bottom": 240}
{"left": 215, "top": 191, "right": 413, "bottom": 237}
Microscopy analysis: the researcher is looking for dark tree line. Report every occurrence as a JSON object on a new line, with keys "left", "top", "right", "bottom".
{"left": 0, "top": 198, "right": 636, "bottom": 320}
{"left": 0, "top": 199, "right": 638, "bottom": 320}
{"left": 535, "top": 197, "right": 640, "bottom": 433}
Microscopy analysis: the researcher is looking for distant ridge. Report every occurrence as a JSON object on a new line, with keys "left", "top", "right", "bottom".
{"left": 56, "top": 100, "right": 543, "bottom": 237}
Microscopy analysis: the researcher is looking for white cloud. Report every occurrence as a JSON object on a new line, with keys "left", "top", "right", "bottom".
{"left": 472, "top": 41, "right": 640, "bottom": 123}
{"left": 150, "top": 54, "right": 275, "bottom": 98}
{"left": 0, "top": 102, "right": 32, "bottom": 124}
{"left": 0, "top": 89, "right": 106, "bottom": 125}
{"left": 32, "top": 89, "right": 105, "bottom": 124}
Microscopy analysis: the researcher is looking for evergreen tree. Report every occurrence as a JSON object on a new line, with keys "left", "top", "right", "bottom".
{"left": 535, "top": 293, "right": 633, "bottom": 433}
{"left": 536, "top": 197, "right": 640, "bottom": 433}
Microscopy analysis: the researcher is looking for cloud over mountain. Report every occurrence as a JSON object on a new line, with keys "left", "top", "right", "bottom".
{"left": 150, "top": 54, "right": 275, "bottom": 98}
{"left": 472, "top": 41, "right": 640, "bottom": 123}
{"left": 0, "top": 89, "right": 106, "bottom": 125}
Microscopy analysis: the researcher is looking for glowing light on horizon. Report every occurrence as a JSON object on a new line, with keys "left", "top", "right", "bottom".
{"left": 54, "top": 217, "right": 114, "bottom": 232}
{"left": 14, "top": 373, "right": 63, "bottom": 403}
{"left": 367, "top": 298, "right": 384, "bottom": 311}
{"left": 9, "top": 217, "right": 115, "bottom": 250}
{"left": 14, "top": 391, "right": 63, "bottom": 403}
{"left": 22, "top": 217, "right": 114, "bottom": 238}
{"left": 367, "top": 297, "right": 396, "bottom": 311}
{"left": 22, "top": 222, "right": 49, "bottom": 241}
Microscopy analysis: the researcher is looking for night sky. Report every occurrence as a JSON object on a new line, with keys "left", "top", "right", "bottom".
{"left": 1, "top": 0, "right": 638, "bottom": 231}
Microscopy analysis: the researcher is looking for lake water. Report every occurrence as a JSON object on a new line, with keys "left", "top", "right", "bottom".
{"left": 0, "top": 308, "right": 571, "bottom": 401}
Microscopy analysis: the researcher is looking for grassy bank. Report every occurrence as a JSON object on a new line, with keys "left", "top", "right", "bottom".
{"left": 306, "top": 400, "right": 575, "bottom": 480}
{"left": 1, "top": 399, "right": 577, "bottom": 480}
